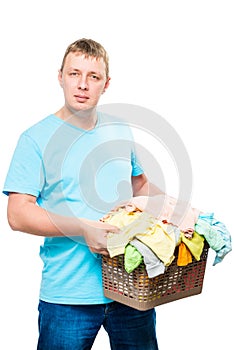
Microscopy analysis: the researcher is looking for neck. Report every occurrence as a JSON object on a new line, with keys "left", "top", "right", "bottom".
{"left": 55, "top": 106, "right": 98, "bottom": 130}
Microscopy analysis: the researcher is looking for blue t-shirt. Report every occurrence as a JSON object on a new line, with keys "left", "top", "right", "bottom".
{"left": 3, "top": 113, "right": 143, "bottom": 304}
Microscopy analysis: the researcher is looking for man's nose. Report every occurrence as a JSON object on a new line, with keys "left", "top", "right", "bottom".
{"left": 77, "top": 75, "right": 88, "bottom": 90}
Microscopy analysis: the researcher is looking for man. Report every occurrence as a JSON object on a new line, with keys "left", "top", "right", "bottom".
{"left": 3, "top": 38, "right": 160, "bottom": 349}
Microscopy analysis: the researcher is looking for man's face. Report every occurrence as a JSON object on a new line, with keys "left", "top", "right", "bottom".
{"left": 58, "top": 52, "right": 110, "bottom": 114}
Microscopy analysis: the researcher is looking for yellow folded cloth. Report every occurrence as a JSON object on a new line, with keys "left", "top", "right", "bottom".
{"left": 105, "top": 208, "right": 179, "bottom": 266}
{"left": 181, "top": 231, "right": 204, "bottom": 261}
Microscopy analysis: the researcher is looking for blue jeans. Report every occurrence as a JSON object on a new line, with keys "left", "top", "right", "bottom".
{"left": 37, "top": 300, "right": 159, "bottom": 350}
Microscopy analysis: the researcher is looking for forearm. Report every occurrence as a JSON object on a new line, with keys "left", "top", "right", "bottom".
{"left": 7, "top": 194, "right": 86, "bottom": 237}
{"left": 132, "top": 174, "right": 164, "bottom": 197}
{"left": 136, "top": 181, "right": 165, "bottom": 197}
{"left": 7, "top": 193, "right": 119, "bottom": 256}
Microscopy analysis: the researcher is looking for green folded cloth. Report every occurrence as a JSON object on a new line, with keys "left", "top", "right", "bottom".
{"left": 124, "top": 244, "right": 143, "bottom": 273}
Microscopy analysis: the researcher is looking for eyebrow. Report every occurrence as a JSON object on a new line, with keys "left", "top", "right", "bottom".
{"left": 68, "top": 67, "right": 103, "bottom": 76}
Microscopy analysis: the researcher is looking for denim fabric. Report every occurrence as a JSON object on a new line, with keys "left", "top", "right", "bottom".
{"left": 37, "top": 300, "right": 158, "bottom": 350}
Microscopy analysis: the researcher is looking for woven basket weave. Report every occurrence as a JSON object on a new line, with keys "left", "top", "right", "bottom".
{"left": 102, "top": 241, "right": 209, "bottom": 310}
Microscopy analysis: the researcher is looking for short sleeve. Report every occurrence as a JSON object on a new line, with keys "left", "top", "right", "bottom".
{"left": 131, "top": 150, "right": 144, "bottom": 177}
{"left": 3, "top": 132, "right": 45, "bottom": 197}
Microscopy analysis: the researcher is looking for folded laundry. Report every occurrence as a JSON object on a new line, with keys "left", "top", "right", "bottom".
{"left": 125, "top": 194, "right": 200, "bottom": 234}
{"left": 180, "top": 231, "right": 205, "bottom": 261}
{"left": 105, "top": 208, "right": 180, "bottom": 266}
{"left": 103, "top": 201, "right": 232, "bottom": 276}
{"left": 131, "top": 238, "right": 166, "bottom": 278}
{"left": 195, "top": 212, "right": 232, "bottom": 265}
{"left": 136, "top": 222, "right": 180, "bottom": 266}
{"left": 177, "top": 242, "right": 193, "bottom": 266}
{"left": 124, "top": 244, "right": 143, "bottom": 273}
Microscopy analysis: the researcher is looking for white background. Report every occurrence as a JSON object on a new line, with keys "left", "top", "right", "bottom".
{"left": 0, "top": 1, "right": 233, "bottom": 349}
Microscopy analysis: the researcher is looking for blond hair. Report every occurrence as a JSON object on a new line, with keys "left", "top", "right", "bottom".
{"left": 60, "top": 38, "right": 109, "bottom": 78}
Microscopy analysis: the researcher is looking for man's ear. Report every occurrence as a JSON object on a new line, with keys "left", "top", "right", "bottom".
{"left": 58, "top": 69, "right": 63, "bottom": 87}
{"left": 103, "top": 77, "right": 111, "bottom": 93}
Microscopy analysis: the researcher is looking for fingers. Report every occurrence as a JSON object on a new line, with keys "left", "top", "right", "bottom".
{"left": 99, "top": 249, "right": 109, "bottom": 256}
{"left": 108, "top": 226, "right": 120, "bottom": 234}
{"left": 90, "top": 246, "right": 109, "bottom": 256}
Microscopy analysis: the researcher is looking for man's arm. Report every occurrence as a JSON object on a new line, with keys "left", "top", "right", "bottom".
{"left": 131, "top": 173, "right": 164, "bottom": 197}
{"left": 7, "top": 193, "right": 119, "bottom": 255}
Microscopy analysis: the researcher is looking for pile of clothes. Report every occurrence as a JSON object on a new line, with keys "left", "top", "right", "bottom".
{"left": 101, "top": 195, "right": 232, "bottom": 278}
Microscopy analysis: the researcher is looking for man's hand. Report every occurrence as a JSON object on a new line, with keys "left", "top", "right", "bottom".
{"left": 80, "top": 219, "right": 120, "bottom": 256}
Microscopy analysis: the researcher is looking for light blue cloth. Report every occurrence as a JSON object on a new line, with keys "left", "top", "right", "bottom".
{"left": 195, "top": 212, "right": 232, "bottom": 265}
{"left": 3, "top": 113, "right": 143, "bottom": 304}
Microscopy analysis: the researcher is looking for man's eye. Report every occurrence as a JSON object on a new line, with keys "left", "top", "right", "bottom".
{"left": 70, "top": 72, "right": 79, "bottom": 76}
{"left": 90, "top": 74, "right": 100, "bottom": 80}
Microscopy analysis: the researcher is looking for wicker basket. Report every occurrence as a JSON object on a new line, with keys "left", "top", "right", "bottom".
{"left": 102, "top": 241, "right": 209, "bottom": 311}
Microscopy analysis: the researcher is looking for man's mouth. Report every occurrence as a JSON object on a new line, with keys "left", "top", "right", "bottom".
{"left": 74, "top": 94, "right": 89, "bottom": 102}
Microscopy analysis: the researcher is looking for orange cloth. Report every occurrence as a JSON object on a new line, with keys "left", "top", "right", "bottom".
{"left": 177, "top": 242, "right": 193, "bottom": 266}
